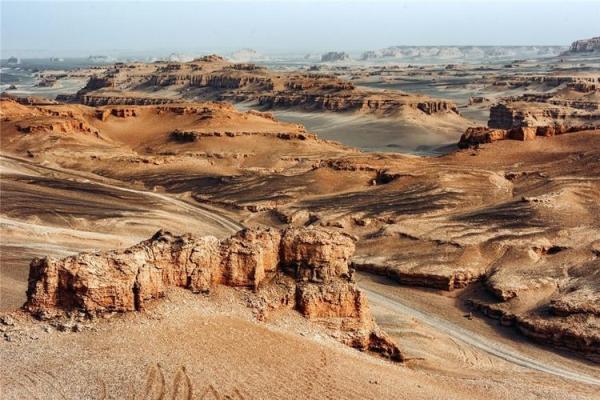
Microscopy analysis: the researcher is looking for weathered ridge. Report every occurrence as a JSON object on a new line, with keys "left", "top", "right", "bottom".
{"left": 24, "top": 226, "right": 402, "bottom": 360}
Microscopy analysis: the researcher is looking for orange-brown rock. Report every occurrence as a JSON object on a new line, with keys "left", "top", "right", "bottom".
{"left": 508, "top": 126, "right": 537, "bottom": 141}
{"left": 111, "top": 108, "right": 136, "bottom": 118}
{"left": 24, "top": 227, "right": 401, "bottom": 360}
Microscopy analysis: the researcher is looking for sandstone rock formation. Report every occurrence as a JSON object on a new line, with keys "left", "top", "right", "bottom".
{"left": 81, "top": 94, "right": 177, "bottom": 106}
{"left": 24, "top": 227, "right": 401, "bottom": 360}
{"left": 457, "top": 124, "right": 593, "bottom": 147}
{"left": 459, "top": 95, "right": 600, "bottom": 147}
{"left": 359, "top": 46, "right": 565, "bottom": 62}
{"left": 488, "top": 102, "right": 600, "bottom": 130}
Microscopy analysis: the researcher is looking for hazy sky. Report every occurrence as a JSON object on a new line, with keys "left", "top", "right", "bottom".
{"left": 1, "top": 0, "right": 599, "bottom": 57}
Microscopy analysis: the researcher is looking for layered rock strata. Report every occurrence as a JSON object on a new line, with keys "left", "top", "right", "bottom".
{"left": 488, "top": 103, "right": 600, "bottom": 130}
{"left": 467, "top": 299, "right": 600, "bottom": 361}
{"left": 24, "top": 227, "right": 401, "bottom": 360}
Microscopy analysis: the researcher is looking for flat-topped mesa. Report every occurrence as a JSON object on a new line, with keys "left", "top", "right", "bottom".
{"left": 458, "top": 100, "right": 600, "bottom": 147}
{"left": 488, "top": 102, "right": 600, "bottom": 130}
{"left": 24, "top": 227, "right": 401, "bottom": 361}
{"left": 568, "top": 36, "right": 600, "bottom": 53}
{"left": 321, "top": 52, "right": 351, "bottom": 62}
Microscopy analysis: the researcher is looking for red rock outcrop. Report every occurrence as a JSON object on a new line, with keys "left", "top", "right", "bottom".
{"left": 24, "top": 227, "right": 401, "bottom": 360}
{"left": 568, "top": 36, "right": 600, "bottom": 53}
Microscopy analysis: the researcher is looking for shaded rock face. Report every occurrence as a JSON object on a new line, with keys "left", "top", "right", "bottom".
{"left": 458, "top": 126, "right": 508, "bottom": 148}
{"left": 75, "top": 58, "right": 460, "bottom": 118}
{"left": 458, "top": 124, "right": 596, "bottom": 148}
{"left": 321, "top": 52, "right": 351, "bottom": 62}
{"left": 280, "top": 228, "right": 354, "bottom": 282}
{"left": 24, "top": 227, "right": 401, "bottom": 360}
{"left": 488, "top": 102, "right": 600, "bottom": 130}
{"left": 569, "top": 36, "right": 600, "bottom": 53}
{"left": 256, "top": 93, "right": 459, "bottom": 116}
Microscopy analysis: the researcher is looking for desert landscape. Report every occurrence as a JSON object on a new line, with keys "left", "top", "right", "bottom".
{"left": 1, "top": 1, "right": 600, "bottom": 399}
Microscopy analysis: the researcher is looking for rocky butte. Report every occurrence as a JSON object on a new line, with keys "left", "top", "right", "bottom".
{"left": 24, "top": 226, "right": 402, "bottom": 361}
{"left": 567, "top": 36, "right": 600, "bottom": 53}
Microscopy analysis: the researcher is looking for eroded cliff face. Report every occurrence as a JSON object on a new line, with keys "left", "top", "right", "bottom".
{"left": 81, "top": 95, "right": 177, "bottom": 106}
{"left": 458, "top": 99, "right": 600, "bottom": 148}
{"left": 71, "top": 57, "right": 460, "bottom": 119}
{"left": 569, "top": 36, "right": 600, "bottom": 53}
{"left": 24, "top": 227, "right": 401, "bottom": 361}
{"left": 488, "top": 102, "right": 600, "bottom": 130}
{"left": 255, "top": 93, "right": 459, "bottom": 116}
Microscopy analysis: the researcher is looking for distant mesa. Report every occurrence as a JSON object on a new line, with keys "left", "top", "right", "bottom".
{"left": 6, "top": 56, "right": 20, "bottom": 65}
{"left": 166, "top": 53, "right": 194, "bottom": 63}
{"left": 360, "top": 46, "right": 565, "bottom": 61}
{"left": 88, "top": 55, "right": 113, "bottom": 63}
{"left": 187, "top": 54, "right": 226, "bottom": 64}
{"left": 228, "top": 48, "right": 266, "bottom": 62}
{"left": 568, "top": 36, "right": 600, "bottom": 53}
{"left": 321, "top": 51, "right": 351, "bottom": 62}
